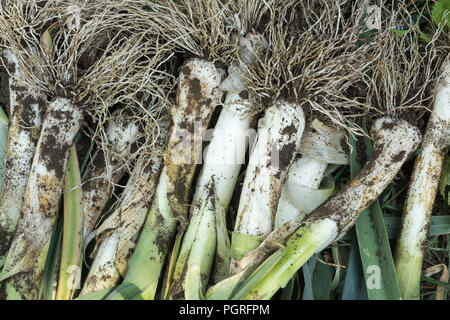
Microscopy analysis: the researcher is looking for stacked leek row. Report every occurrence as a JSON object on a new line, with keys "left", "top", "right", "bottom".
{"left": 0, "top": 0, "right": 448, "bottom": 301}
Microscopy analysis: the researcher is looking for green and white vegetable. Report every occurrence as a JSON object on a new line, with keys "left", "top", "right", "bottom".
{"left": 275, "top": 119, "right": 348, "bottom": 227}
{"left": 81, "top": 122, "right": 169, "bottom": 295}
{"left": 55, "top": 145, "right": 82, "bottom": 300}
{"left": 105, "top": 58, "right": 224, "bottom": 300}
{"left": 230, "top": 100, "right": 305, "bottom": 274}
{"left": 82, "top": 111, "right": 141, "bottom": 239}
{"left": 0, "top": 98, "right": 83, "bottom": 300}
{"left": 240, "top": 117, "right": 422, "bottom": 299}
{"left": 0, "top": 49, "right": 46, "bottom": 267}
{"left": 394, "top": 58, "right": 450, "bottom": 300}
{"left": 169, "top": 66, "right": 255, "bottom": 300}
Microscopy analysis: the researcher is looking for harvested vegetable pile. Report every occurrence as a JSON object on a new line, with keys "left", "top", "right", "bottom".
{"left": 0, "top": 0, "right": 448, "bottom": 301}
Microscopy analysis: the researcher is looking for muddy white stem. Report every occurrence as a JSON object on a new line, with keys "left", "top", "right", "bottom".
{"left": 104, "top": 58, "right": 224, "bottom": 300}
{"left": 238, "top": 117, "right": 421, "bottom": 299}
{"left": 394, "top": 60, "right": 450, "bottom": 300}
{"left": 0, "top": 49, "right": 46, "bottom": 267}
{"left": 80, "top": 123, "right": 168, "bottom": 295}
{"left": 275, "top": 119, "right": 348, "bottom": 227}
{"left": 169, "top": 68, "right": 254, "bottom": 299}
{"left": 165, "top": 58, "right": 224, "bottom": 225}
{"left": 230, "top": 100, "right": 305, "bottom": 274}
{"left": 0, "top": 97, "right": 83, "bottom": 299}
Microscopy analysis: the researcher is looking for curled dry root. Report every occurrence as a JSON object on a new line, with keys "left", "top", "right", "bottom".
{"left": 0, "top": 0, "right": 175, "bottom": 179}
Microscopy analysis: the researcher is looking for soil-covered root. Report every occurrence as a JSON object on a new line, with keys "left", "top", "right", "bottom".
{"left": 236, "top": 0, "right": 376, "bottom": 137}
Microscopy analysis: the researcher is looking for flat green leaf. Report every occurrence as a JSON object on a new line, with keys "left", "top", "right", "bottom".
{"left": 350, "top": 119, "right": 401, "bottom": 300}
{"left": 280, "top": 276, "right": 295, "bottom": 300}
{"left": 230, "top": 231, "right": 265, "bottom": 260}
{"left": 229, "top": 248, "right": 285, "bottom": 300}
{"left": 301, "top": 257, "right": 317, "bottom": 300}
{"left": 205, "top": 248, "right": 285, "bottom": 300}
{"left": 330, "top": 243, "right": 346, "bottom": 293}
{"left": 311, "top": 259, "right": 334, "bottom": 300}
{"left": 161, "top": 230, "right": 183, "bottom": 300}
{"left": 40, "top": 212, "right": 63, "bottom": 300}
{"left": 302, "top": 256, "right": 335, "bottom": 300}
{"left": 205, "top": 272, "right": 245, "bottom": 300}
{"left": 42, "top": 132, "right": 92, "bottom": 300}
{"left": 356, "top": 200, "right": 402, "bottom": 300}
{"left": 340, "top": 215, "right": 450, "bottom": 240}
{"left": 75, "top": 286, "right": 117, "bottom": 300}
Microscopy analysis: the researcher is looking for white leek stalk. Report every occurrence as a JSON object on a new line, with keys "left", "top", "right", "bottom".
{"left": 80, "top": 123, "right": 169, "bottom": 295}
{"left": 394, "top": 59, "right": 450, "bottom": 300}
{"left": 0, "top": 97, "right": 83, "bottom": 300}
{"left": 240, "top": 117, "right": 421, "bottom": 299}
{"left": 0, "top": 106, "right": 7, "bottom": 186}
{"left": 275, "top": 157, "right": 333, "bottom": 227}
{"left": 0, "top": 49, "right": 46, "bottom": 267}
{"left": 105, "top": 58, "right": 224, "bottom": 300}
{"left": 230, "top": 100, "right": 305, "bottom": 274}
{"left": 169, "top": 68, "right": 254, "bottom": 300}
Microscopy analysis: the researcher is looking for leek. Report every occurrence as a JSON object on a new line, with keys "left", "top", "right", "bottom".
{"left": 230, "top": 100, "right": 305, "bottom": 274}
{"left": 106, "top": 58, "right": 224, "bottom": 300}
{"left": 0, "top": 49, "right": 46, "bottom": 267}
{"left": 81, "top": 123, "right": 169, "bottom": 295}
{"left": 56, "top": 145, "right": 82, "bottom": 300}
{"left": 169, "top": 66, "right": 255, "bottom": 300}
